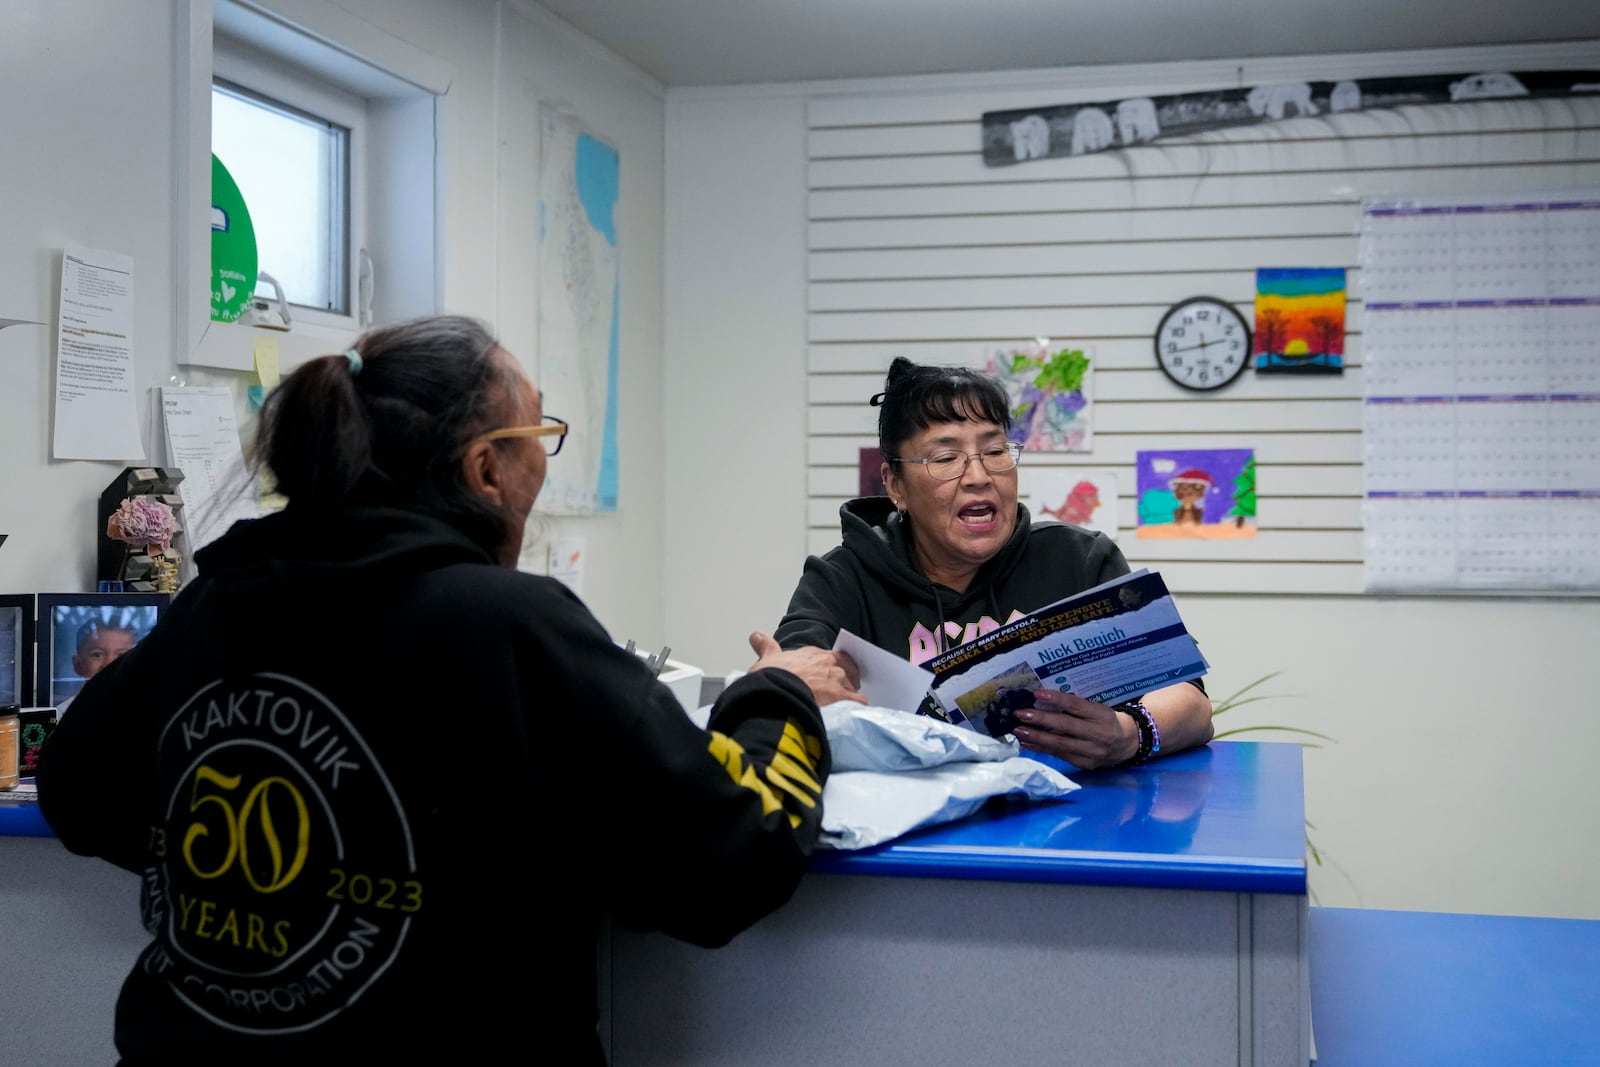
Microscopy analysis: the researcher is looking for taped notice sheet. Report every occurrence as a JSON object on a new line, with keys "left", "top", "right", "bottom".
{"left": 162, "top": 386, "right": 255, "bottom": 549}
{"left": 53, "top": 247, "right": 144, "bottom": 461}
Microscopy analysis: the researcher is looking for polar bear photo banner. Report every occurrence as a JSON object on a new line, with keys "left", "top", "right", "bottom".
{"left": 983, "top": 71, "right": 1600, "bottom": 167}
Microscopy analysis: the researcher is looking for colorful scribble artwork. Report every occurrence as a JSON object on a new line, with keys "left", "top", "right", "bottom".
{"left": 1136, "top": 449, "right": 1257, "bottom": 538}
{"left": 1022, "top": 468, "right": 1119, "bottom": 539}
{"left": 986, "top": 343, "right": 1093, "bottom": 452}
{"left": 1254, "top": 268, "right": 1345, "bottom": 374}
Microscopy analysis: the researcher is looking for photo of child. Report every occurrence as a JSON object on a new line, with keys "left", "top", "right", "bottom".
{"left": 48, "top": 603, "right": 160, "bottom": 711}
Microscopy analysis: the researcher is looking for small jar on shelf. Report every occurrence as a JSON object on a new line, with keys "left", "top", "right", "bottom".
{"left": 0, "top": 707, "right": 20, "bottom": 791}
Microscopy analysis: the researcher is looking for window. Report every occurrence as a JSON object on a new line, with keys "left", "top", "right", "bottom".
{"left": 194, "top": 0, "right": 449, "bottom": 342}
{"left": 212, "top": 81, "right": 349, "bottom": 314}
{"left": 211, "top": 37, "right": 366, "bottom": 327}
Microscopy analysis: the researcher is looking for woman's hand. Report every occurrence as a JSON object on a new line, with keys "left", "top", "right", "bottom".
{"left": 747, "top": 632, "right": 866, "bottom": 706}
{"left": 1009, "top": 690, "right": 1139, "bottom": 770}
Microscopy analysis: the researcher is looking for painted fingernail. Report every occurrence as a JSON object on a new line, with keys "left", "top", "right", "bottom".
{"left": 1015, "top": 709, "right": 1035, "bottom": 722}
{"left": 1012, "top": 726, "right": 1032, "bottom": 740}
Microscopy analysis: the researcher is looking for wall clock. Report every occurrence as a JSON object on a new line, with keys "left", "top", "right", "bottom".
{"left": 1154, "top": 297, "right": 1251, "bottom": 391}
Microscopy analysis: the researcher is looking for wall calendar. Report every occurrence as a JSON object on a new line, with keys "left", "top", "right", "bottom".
{"left": 1360, "top": 192, "right": 1600, "bottom": 592}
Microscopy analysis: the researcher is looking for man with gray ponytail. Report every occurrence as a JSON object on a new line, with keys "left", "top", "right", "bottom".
{"left": 39, "top": 315, "right": 860, "bottom": 1065}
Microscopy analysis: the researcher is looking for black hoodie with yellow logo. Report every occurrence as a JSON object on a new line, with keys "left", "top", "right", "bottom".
{"left": 40, "top": 505, "right": 828, "bottom": 1066}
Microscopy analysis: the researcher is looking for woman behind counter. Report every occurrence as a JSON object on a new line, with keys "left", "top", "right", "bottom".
{"left": 39, "top": 315, "right": 858, "bottom": 1066}
{"left": 775, "top": 355, "right": 1213, "bottom": 770}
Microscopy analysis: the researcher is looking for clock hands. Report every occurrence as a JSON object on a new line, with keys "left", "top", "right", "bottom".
{"left": 1166, "top": 332, "right": 1225, "bottom": 355}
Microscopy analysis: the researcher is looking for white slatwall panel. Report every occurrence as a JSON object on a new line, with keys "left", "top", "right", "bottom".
{"left": 804, "top": 69, "right": 1600, "bottom": 593}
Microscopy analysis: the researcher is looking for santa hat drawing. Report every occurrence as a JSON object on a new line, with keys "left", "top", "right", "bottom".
{"left": 1168, "top": 468, "right": 1213, "bottom": 492}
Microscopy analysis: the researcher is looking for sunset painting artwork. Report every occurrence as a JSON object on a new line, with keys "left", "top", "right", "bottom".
{"left": 1253, "top": 267, "right": 1346, "bottom": 374}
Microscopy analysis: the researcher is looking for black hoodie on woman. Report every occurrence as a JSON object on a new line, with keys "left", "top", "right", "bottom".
{"left": 775, "top": 498, "right": 1127, "bottom": 666}
{"left": 39, "top": 506, "right": 829, "bottom": 1066}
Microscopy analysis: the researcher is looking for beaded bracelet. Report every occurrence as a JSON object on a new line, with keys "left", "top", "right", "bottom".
{"left": 1117, "top": 701, "right": 1161, "bottom": 765}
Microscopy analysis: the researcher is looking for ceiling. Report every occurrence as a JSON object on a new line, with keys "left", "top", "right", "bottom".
{"left": 533, "top": 0, "right": 1600, "bottom": 87}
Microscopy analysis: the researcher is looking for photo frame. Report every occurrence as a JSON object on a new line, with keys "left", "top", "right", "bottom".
{"left": 0, "top": 594, "right": 36, "bottom": 709}
{"left": 35, "top": 593, "right": 169, "bottom": 709}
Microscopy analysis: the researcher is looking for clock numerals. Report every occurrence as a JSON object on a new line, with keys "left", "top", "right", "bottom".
{"left": 1154, "top": 297, "right": 1252, "bottom": 392}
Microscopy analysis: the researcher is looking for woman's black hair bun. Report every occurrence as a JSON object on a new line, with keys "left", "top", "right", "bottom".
{"left": 873, "top": 356, "right": 918, "bottom": 405}
{"left": 885, "top": 355, "right": 916, "bottom": 381}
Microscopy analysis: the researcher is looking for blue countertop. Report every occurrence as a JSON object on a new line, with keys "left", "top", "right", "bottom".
{"left": 811, "top": 740, "right": 1307, "bottom": 894}
{"left": 1310, "top": 907, "right": 1600, "bottom": 1065}
{"left": 6, "top": 742, "right": 1308, "bottom": 896}
{"left": 0, "top": 788, "right": 47, "bottom": 837}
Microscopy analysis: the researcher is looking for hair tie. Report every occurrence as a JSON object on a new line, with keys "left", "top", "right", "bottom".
{"left": 342, "top": 348, "right": 364, "bottom": 375}
{"left": 869, "top": 391, "right": 887, "bottom": 407}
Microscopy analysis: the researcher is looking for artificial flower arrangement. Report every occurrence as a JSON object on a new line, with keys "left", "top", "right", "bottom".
{"left": 107, "top": 496, "right": 182, "bottom": 593}
{"left": 107, "top": 496, "right": 179, "bottom": 551}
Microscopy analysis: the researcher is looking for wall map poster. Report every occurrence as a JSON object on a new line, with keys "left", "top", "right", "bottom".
{"left": 537, "top": 106, "right": 620, "bottom": 515}
{"left": 1136, "top": 449, "right": 1257, "bottom": 539}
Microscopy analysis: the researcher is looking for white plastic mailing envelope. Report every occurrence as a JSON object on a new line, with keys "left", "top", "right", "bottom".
{"left": 816, "top": 703, "right": 1078, "bottom": 851}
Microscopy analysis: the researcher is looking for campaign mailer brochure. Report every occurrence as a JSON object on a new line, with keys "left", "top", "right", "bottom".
{"left": 918, "top": 570, "right": 1208, "bottom": 737}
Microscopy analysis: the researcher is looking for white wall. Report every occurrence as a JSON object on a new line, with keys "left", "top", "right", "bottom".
{"left": 0, "top": 1, "right": 185, "bottom": 593}
{"left": 1, "top": 7, "right": 187, "bottom": 1058}
{"left": 662, "top": 94, "right": 810, "bottom": 670}
{"left": 1187, "top": 593, "right": 1599, "bottom": 918}
{"left": 486, "top": 0, "right": 668, "bottom": 644}
{"left": 0, "top": 2, "right": 665, "bottom": 1061}
{"left": 0, "top": 0, "right": 668, "bottom": 642}
{"left": 664, "top": 55, "right": 1600, "bottom": 920}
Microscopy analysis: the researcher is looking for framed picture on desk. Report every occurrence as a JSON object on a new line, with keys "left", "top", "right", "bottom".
{"left": 35, "top": 593, "right": 168, "bottom": 710}
{"left": 0, "top": 594, "right": 35, "bottom": 709}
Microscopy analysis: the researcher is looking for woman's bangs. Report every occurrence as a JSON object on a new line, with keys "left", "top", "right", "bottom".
{"left": 915, "top": 385, "right": 1009, "bottom": 433}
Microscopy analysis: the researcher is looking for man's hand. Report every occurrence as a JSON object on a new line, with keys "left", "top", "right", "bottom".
{"left": 747, "top": 632, "right": 866, "bottom": 706}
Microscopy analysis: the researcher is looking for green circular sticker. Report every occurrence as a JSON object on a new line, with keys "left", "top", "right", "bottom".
{"left": 211, "top": 154, "right": 258, "bottom": 323}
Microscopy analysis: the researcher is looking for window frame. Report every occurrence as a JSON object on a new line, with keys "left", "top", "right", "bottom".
{"left": 211, "top": 35, "right": 367, "bottom": 332}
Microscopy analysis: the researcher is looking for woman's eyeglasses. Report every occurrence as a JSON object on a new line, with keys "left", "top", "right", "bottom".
{"left": 470, "top": 415, "right": 569, "bottom": 456}
{"left": 891, "top": 442, "right": 1022, "bottom": 481}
